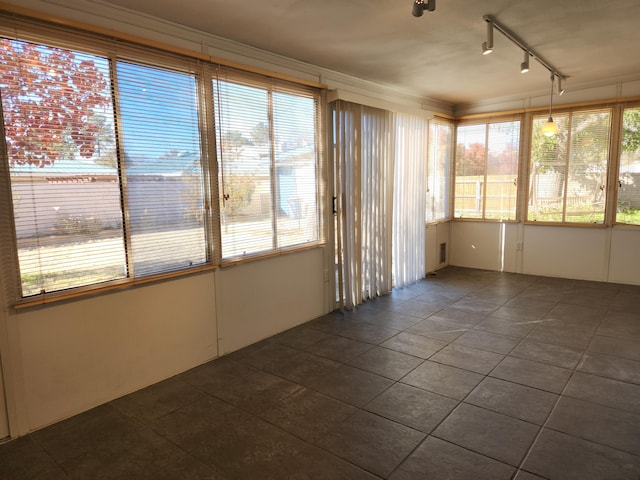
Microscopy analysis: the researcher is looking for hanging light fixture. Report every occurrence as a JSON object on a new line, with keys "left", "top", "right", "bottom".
{"left": 482, "top": 21, "right": 494, "bottom": 55}
{"left": 520, "top": 50, "right": 530, "bottom": 73}
{"left": 558, "top": 76, "right": 565, "bottom": 95}
{"left": 541, "top": 74, "right": 560, "bottom": 137}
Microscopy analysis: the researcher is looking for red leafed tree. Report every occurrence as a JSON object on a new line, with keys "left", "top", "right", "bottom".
{"left": 0, "top": 38, "right": 112, "bottom": 167}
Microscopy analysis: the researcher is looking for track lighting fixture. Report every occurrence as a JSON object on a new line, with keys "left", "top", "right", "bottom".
{"left": 481, "top": 15, "right": 567, "bottom": 94}
{"left": 412, "top": 0, "right": 436, "bottom": 17}
{"left": 520, "top": 50, "right": 530, "bottom": 73}
{"left": 482, "top": 22, "right": 493, "bottom": 55}
{"left": 541, "top": 74, "right": 560, "bottom": 137}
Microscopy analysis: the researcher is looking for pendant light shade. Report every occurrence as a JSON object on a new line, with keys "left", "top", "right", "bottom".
{"left": 542, "top": 117, "right": 559, "bottom": 137}
{"left": 542, "top": 74, "right": 559, "bottom": 137}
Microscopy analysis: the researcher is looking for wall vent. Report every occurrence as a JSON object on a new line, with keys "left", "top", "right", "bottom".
{"left": 439, "top": 242, "right": 447, "bottom": 264}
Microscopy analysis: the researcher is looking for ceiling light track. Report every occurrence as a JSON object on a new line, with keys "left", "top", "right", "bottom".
{"left": 482, "top": 15, "right": 566, "bottom": 90}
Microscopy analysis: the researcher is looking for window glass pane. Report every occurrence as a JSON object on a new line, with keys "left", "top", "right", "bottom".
{"left": 565, "top": 110, "right": 609, "bottom": 223}
{"left": 528, "top": 114, "right": 570, "bottom": 222}
{"left": 1, "top": 38, "right": 126, "bottom": 296}
{"left": 427, "top": 121, "right": 451, "bottom": 222}
{"left": 485, "top": 121, "right": 519, "bottom": 220}
{"left": 528, "top": 109, "right": 610, "bottom": 224}
{"left": 455, "top": 124, "right": 486, "bottom": 218}
{"left": 617, "top": 106, "right": 640, "bottom": 225}
{"left": 214, "top": 80, "right": 273, "bottom": 258}
{"left": 117, "top": 61, "right": 207, "bottom": 276}
{"left": 273, "top": 92, "right": 319, "bottom": 247}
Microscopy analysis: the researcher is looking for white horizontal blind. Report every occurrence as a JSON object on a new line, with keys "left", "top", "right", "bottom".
{"left": 273, "top": 91, "right": 320, "bottom": 249}
{"left": 427, "top": 120, "right": 452, "bottom": 222}
{"left": 528, "top": 109, "right": 610, "bottom": 224}
{"left": 116, "top": 61, "right": 207, "bottom": 275}
{"left": 1, "top": 37, "right": 127, "bottom": 296}
{"left": 213, "top": 70, "right": 321, "bottom": 261}
{"left": 616, "top": 106, "right": 640, "bottom": 225}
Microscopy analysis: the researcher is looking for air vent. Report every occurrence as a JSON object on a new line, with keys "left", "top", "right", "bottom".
{"left": 439, "top": 242, "right": 447, "bottom": 264}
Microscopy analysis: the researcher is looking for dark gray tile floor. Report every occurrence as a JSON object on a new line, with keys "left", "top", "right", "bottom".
{"left": 2, "top": 266, "right": 640, "bottom": 479}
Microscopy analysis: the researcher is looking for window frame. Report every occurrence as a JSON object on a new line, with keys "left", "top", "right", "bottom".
{"left": 0, "top": 15, "right": 326, "bottom": 307}
{"left": 614, "top": 103, "right": 640, "bottom": 226}
{"left": 524, "top": 106, "right": 613, "bottom": 226}
{"left": 426, "top": 118, "right": 454, "bottom": 224}
{"left": 453, "top": 116, "right": 522, "bottom": 222}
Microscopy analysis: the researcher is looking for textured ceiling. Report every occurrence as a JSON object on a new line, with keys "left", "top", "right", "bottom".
{"left": 101, "top": 0, "right": 640, "bottom": 107}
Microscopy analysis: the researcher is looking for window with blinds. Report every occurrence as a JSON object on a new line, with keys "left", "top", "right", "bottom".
{"left": 427, "top": 120, "right": 452, "bottom": 222}
{"left": 528, "top": 108, "right": 611, "bottom": 224}
{"left": 1, "top": 38, "right": 127, "bottom": 296}
{"left": 454, "top": 120, "right": 520, "bottom": 220}
{"left": 0, "top": 20, "right": 324, "bottom": 301}
{"left": 616, "top": 106, "right": 640, "bottom": 225}
{"left": 213, "top": 73, "right": 322, "bottom": 261}
{"left": 116, "top": 61, "right": 207, "bottom": 275}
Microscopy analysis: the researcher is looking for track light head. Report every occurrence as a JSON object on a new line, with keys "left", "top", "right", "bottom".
{"left": 520, "top": 51, "right": 530, "bottom": 73}
{"left": 558, "top": 76, "right": 565, "bottom": 95}
{"left": 482, "top": 22, "right": 494, "bottom": 55}
{"left": 412, "top": 0, "right": 436, "bottom": 17}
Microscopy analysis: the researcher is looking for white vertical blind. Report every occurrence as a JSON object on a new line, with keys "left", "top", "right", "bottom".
{"left": 333, "top": 100, "right": 427, "bottom": 308}
{"left": 361, "top": 106, "right": 394, "bottom": 300}
{"left": 393, "top": 113, "right": 428, "bottom": 288}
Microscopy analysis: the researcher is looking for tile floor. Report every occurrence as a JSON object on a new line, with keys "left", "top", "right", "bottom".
{"left": 1, "top": 266, "right": 640, "bottom": 479}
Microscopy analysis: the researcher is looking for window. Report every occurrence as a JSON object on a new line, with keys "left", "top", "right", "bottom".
{"left": 426, "top": 120, "right": 452, "bottom": 222}
{"left": 1, "top": 39, "right": 127, "bottom": 296}
{"left": 527, "top": 108, "right": 611, "bottom": 224}
{"left": 116, "top": 61, "right": 207, "bottom": 276}
{"left": 0, "top": 24, "right": 324, "bottom": 301}
{"left": 213, "top": 74, "right": 322, "bottom": 261}
{"left": 454, "top": 120, "right": 520, "bottom": 220}
{"left": 616, "top": 106, "right": 640, "bottom": 225}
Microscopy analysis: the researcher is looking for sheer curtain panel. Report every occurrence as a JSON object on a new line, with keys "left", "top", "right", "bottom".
{"left": 393, "top": 113, "right": 428, "bottom": 288}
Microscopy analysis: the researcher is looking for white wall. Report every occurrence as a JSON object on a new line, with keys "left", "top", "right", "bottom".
{"left": 9, "top": 273, "right": 218, "bottom": 431}
{"left": 216, "top": 248, "right": 327, "bottom": 354}
{"left": 0, "top": 247, "right": 327, "bottom": 435}
{"left": 608, "top": 227, "right": 640, "bottom": 285}
{"left": 450, "top": 220, "right": 640, "bottom": 285}
{"left": 426, "top": 222, "right": 451, "bottom": 273}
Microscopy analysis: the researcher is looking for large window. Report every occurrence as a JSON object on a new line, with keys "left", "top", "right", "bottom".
{"left": 213, "top": 75, "right": 321, "bottom": 261}
{"left": 0, "top": 27, "right": 323, "bottom": 301}
{"left": 1, "top": 39, "right": 127, "bottom": 296}
{"left": 426, "top": 120, "right": 452, "bottom": 222}
{"left": 616, "top": 106, "right": 640, "bottom": 225}
{"left": 117, "top": 61, "right": 208, "bottom": 276}
{"left": 454, "top": 120, "right": 520, "bottom": 220}
{"left": 527, "top": 108, "right": 611, "bottom": 224}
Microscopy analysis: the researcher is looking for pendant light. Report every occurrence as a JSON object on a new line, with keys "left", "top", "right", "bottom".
{"left": 541, "top": 74, "right": 559, "bottom": 137}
